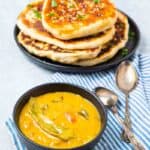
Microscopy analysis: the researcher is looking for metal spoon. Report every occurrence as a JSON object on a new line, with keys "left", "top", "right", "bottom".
{"left": 95, "top": 87, "right": 145, "bottom": 150}
{"left": 116, "top": 61, "right": 138, "bottom": 142}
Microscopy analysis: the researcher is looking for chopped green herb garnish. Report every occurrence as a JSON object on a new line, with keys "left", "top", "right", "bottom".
{"left": 51, "top": 0, "right": 57, "bottom": 7}
{"left": 27, "top": 4, "right": 34, "bottom": 8}
{"left": 129, "top": 31, "right": 135, "bottom": 40}
{"left": 52, "top": 96, "right": 64, "bottom": 103}
{"left": 129, "top": 37, "right": 133, "bottom": 40}
{"left": 78, "top": 109, "right": 89, "bottom": 120}
{"left": 118, "top": 23, "right": 124, "bottom": 28}
{"left": 129, "top": 31, "right": 135, "bottom": 36}
{"left": 121, "top": 48, "right": 129, "bottom": 57}
{"left": 69, "top": 4, "right": 75, "bottom": 8}
{"left": 33, "top": 10, "right": 42, "bottom": 19}
{"left": 48, "top": 12, "right": 55, "bottom": 17}
{"left": 77, "top": 14, "right": 86, "bottom": 19}
{"left": 93, "top": 0, "right": 100, "bottom": 4}
{"left": 41, "top": 104, "right": 49, "bottom": 114}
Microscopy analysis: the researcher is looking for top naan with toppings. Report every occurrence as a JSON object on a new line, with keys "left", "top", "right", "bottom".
{"left": 42, "top": 0, "right": 117, "bottom": 40}
{"left": 17, "top": 0, "right": 115, "bottom": 50}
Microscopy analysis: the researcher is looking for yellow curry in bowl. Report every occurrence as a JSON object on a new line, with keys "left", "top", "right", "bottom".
{"left": 19, "top": 92, "right": 102, "bottom": 149}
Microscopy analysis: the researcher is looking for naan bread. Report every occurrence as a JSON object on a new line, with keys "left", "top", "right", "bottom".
{"left": 17, "top": 0, "right": 115, "bottom": 50}
{"left": 73, "top": 11, "right": 129, "bottom": 66}
{"left": 17, "top": 32, "right": 102, "bottom": 64}
{"left": 42, "top": 0, "right": 117, "bottom": 40}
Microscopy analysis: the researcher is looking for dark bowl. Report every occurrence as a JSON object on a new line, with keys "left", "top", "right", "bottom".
{"left": 13, "top": 83, "right": 107, "bottom": 150}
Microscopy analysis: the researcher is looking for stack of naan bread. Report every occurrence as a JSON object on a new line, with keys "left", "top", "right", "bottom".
{"left": 17, "top": 0, "right": 129, "bottom": 66}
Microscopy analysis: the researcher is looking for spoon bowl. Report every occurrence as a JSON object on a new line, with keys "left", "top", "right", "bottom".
{"left": 95, "top": 87, "right": 118, "bottom": 107}
{"left": 116, "top": 61, "right": 138, "bottom": 93}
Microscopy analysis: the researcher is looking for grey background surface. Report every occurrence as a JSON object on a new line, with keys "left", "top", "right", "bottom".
{"left": 0, "top": 0, "right": 149, "bottom": 149}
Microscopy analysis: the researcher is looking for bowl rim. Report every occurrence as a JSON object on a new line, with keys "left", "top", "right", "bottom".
{"left": 13, "top": 83, "right": 107, "bottom": 150}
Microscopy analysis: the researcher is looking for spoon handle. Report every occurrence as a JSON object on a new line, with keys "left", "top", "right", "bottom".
{"left": 111, "top": 106, "right": 145, "bottom": 150}
{"left": 125, "top": 94, "right": 131, "bottom": 127}
{"left": 122, "top": 94, "right": 132, "bottom": 142}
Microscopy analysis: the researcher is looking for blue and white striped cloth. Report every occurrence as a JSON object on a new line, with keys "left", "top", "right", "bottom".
{"left": 6, "top": 54, "right": 150, "bottom": 150}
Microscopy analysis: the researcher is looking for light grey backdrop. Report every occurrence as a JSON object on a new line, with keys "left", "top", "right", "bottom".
{"left": 0, "top": 0, "right": 149, "bottom": 149}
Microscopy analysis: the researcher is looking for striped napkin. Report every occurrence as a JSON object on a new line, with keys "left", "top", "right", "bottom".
{"left": 6, "top": 54, "right": 150, "bottom": 150}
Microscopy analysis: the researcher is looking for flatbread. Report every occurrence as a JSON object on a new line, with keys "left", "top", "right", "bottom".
{"left": 73, "top": 11, "right": 129, "bottom": 66}
{"left": 17, "top": 0, "right": 115, "bottom": 50}
{"left": 17, "top": 32, "right": 102, "bottom": 64}
{"left": 42, "top": 0, "right": 117, "bottom": 40}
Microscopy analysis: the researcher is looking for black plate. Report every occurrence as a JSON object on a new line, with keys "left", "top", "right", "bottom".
{"left": 14, "top": 11, "right": 140, "bottom": 73}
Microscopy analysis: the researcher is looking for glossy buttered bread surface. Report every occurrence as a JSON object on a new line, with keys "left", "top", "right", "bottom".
{"left": 17, "top": 0, "right": 115, "bottom": 50}
{"left": 42, "top": 0, "right": 117, "bottom": 40}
